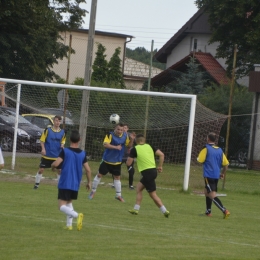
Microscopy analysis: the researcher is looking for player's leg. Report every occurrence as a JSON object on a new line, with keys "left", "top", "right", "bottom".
{"left": 204, "top": 178, "right": 213, "bottom": 216}
{"left": 206, "top": 178, "right": 230, "bottom": 218}
{"left": 128, "top": 181, "right": 144, "bottom": 215}
{"left": 113, "top": 164, "right": 124, "bottom": 202}
{"left": 34, "top": 158, "right": 54, "bottom": 189}
{"left": 127, "top": 161, "right": 135, "bottom": 189}
{"left": 89, "top": 161, "right": 107, "bottom": 199}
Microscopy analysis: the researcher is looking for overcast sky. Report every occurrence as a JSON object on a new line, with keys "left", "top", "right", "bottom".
{"left": 80, "top": 0, "right": 199, "bottom": 51}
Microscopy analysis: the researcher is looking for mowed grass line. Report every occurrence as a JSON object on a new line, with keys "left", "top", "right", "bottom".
{"left": 0, "top": 180, "right": 260, "bottom": 260}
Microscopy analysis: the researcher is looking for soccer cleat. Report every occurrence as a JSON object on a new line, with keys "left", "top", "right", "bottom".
{"left": 88, "top": 190, "right": 95, "bottom": 200}
{"left": 129, "top": 186, "right": 134, "bottom": 190}
{"left": 128, "top": 209, "right": 138, "bottom": 215}
{"left": 205, "top": 213, "right": 212, "bottom": 217}
{"left": 77, "top": 213, "right": 84, "bottom": 231}
{"left": 223, "top": 209, "right": 230, "bottom": 219}
{"left": 33, "top": 185, "right": 39, "bottom": 190}
{"left": 63, "top": 226, "right": 73, "bottom": 231}
{"left": 164, "top": 210, "right": 170, "bottom": 218}
{"left": 111, "top": 184, "right": 115, "bottom": 188}
{"left": 115, "top": 196, "right": 125, "bottom": 202}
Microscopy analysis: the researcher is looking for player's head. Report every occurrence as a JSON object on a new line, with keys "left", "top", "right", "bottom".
{"left": 70, "top": 129, "right": 80, "bottom": 143}
{"left": 53, "top": 115, "right": 62, "bottom": 127}
{"left": 207, "top": 132, "right": 217, "bottom": 143}
{"left": 135, "top": 134, "right": 145, "bottom": 144}
{"left": 114, "top": 123, "right": 124, "bottom": 136}
{"left": 123, "top": 123, "right": 129, "bottom": 133}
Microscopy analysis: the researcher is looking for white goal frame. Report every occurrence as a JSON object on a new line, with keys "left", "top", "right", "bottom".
{"left": 0, "top": 77, "right": 196, "bottom": 191}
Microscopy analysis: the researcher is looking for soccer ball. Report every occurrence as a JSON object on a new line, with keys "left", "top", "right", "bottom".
{"left": 110, "top": 114, "right": 120, "bottom": 124}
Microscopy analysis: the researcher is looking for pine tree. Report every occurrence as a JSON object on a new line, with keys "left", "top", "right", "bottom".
{"left": 107, "top": 47, "right": 125, "bottom": 89}
{"left": 91, "top": 43, "right": 108, "bottom": 83}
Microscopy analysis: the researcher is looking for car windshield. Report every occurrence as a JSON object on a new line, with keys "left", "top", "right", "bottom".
{"left": 0, "top": 111, "right": 32, "bottom": 124}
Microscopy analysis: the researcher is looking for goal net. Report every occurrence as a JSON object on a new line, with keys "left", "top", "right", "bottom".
{"left": 0, "top": 78, "right": 227, "bottom": 191}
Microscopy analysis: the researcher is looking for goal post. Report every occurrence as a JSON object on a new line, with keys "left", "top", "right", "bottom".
{"left": 0, "top": 78, "right": 226, "bottom": 191}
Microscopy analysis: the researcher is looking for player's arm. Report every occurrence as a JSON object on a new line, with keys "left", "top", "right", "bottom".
{"left": 220, "top": 153, "right": 229, "bottom": 179}
{"left": 60, "top": 132, "right": 66, "bottom": 148}
{"left": 126, "top": 147, "right": 136, "bottom": 166}
{"left": 126, "top": 132, "right": 136, "bottom": 148}
{"left": 83, "top": 162, "right": 92, "bottom": 191}
{"left": 40, "top": 128, "right": 48, "bottom": 155}
{"left": 103, "top": 133, "right": 122, "bottom": 150}
{"left": 197, "top": 147, "right": 207, "bottom": 163}
{"left": 51, "top": 157, "right": 63, "bottom": 171}
{"left": 155, "top": 149, "right": 164, "bottom": 173}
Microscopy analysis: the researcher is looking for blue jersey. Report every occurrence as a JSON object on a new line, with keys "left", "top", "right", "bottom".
{"left": 40, "top": 127, "right": 66, "bottom": 159}
{"left": 197, "top": 144, "right": 229, "bottom": 179}
{"left": 103, "top": 131, "right": 128, "bottom": 164}
{"left": 58, "top": 148, "right": 87, "bottom": 191}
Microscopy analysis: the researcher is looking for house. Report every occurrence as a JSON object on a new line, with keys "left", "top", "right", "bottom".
{"left": 152, "top": 7, "right": 248, "bottom": 88}
{"left": 124, "top": 57, "right": 163, "bottom": 90}
{"left": 53, "top": 29, "right": 134, "bottom": 84}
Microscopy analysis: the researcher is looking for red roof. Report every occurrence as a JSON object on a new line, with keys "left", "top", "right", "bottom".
{"left": 151, "top": 52, "right": 230, "bottom": 87}
{"left": 195, "top": 52, "right": 230, "bottom": 85}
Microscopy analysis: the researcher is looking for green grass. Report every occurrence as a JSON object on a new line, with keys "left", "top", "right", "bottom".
{"left": 0, "top": 177, "right": 260, "bottom": 259}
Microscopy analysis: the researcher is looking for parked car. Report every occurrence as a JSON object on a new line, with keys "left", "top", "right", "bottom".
{"left": 22, "top": 113, "right": 74, "bottom": 130}
{"left": 41, "top": 108, "right": 73, "bottom": 118}
{"left": 0, "top": 107, "right": 42, "bottom": 152}
{"left": 218, "top": 133, "right": 249, "bottom": 164}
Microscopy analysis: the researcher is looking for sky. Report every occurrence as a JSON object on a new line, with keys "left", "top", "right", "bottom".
{"left": 80, "top": 0, "right": 199, "bottom": 51}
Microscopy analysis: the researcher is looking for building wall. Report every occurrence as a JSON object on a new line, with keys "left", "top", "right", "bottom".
{"left": 166, "top": 34, "right": 226, "bottom": 70}
{"left": 53, "top": 31, "right": 126, "bottom": 83}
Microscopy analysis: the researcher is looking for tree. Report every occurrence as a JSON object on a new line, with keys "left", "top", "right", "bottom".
{"left": 195, "top": 0, "right": 260, "bottom": 78}
{"left": 164, "top": 57, "right": 207, "bottom": 94}
{"left": 0, "top": 0, "right": 87, "bottom": 81}
{"left": 91, "top": 43, "right": 108, "bottom": 83}
{"left": 126, "top": 47, "right": 166, "bottom": 70}
{"left": 107, "top": 47, "right": 125, "bottom": 89}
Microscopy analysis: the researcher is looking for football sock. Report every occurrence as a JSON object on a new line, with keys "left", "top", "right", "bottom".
{"left": 66, "top": 203, "right": 73, "bottom": 226}
{"left": 35, "top": 172, "right": 42, "bottom": 184}
{"left": 60, "top": 205, "right": 78, "bottom": 218}
{"left": 160, "top": 205, "right": 167, "bottom": 214}
{"left": 114, "top": 179, "right": 122, "bottom": 197}
{"left": 92, "top": 175, "right": 101, "bottom": 190}
{"left": 206, "top": 196, "right": 212, "bottom": 213}
{"left": 212, "top": 197, "right": 225, "bottom": 212}
{"left": 128, "top": 165, "right": 135, "bottom": 187}
{"left": 134, "top": 204, "right": 140, "bottom": 211}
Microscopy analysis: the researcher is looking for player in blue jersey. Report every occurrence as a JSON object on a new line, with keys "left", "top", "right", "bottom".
{"left": 51, "top": 129, "right": 92, "bottom": 231}
{"left": 33, "top": 115, "right": 66, "bottom": 189}
{"left": 89, "top": 123, "right": 135, "bottom": 202}
{"left": 197, "top": 132, "right": 230, "bottom": 219}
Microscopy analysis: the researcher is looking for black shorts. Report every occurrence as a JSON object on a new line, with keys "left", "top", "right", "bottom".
{"left": 204, "top": 177, "right": 219, "bottom": 193}
{"left": 99, "top": 161, "right": 121, "bottom": 176}
{"left": 58, "top": 189, "right": 78, "bottom": 201}
{"left": 39, "top": 157, "right": 62, "bottom": 169}
{"left": 140, "top": 168, "right": 157, "bottom": 193}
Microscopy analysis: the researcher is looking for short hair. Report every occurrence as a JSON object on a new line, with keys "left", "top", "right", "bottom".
{"left": 116, "top": 123, "right": 124, "bottom": 127}
{"left": 208, "top": 132, "right": 217, "bottom": 142}
{"left": 54, "top": 115, "right": 62, "bottom": 121}
{"left": 123, "top": 123, "right": 128, "bottom": 127}
{"left": 135, "top": 134, "right": 145, "bottom": 143}
{"left": 70, "top": 129, "right": 80, "bottom": 143}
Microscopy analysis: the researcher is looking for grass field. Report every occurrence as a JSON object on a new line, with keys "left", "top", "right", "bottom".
{"left": 1, "top": 171, "right": 260, "bottom": 259}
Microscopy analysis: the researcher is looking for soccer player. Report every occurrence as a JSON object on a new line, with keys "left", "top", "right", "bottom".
{"left": 127, "top": 134, "right": 170, "bottom": 218}
{"left": 51, "top": 129, "right": 91, "bottom": 231}
{"left": 88, "top": 123, "right": 135, "bottom": 202}
{"left": 197, "top": 132, "right": 230, "bottom": 219}
{"left": 33, "top": 115, "right": 66, "bottom": 189}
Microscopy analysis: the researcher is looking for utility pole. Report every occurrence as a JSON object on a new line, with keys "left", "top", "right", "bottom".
{"left": 222, "top": 44, "right": 237, "bottom": 189}
{"left": 79, "top": 0, "right": 98, "bottom": 150}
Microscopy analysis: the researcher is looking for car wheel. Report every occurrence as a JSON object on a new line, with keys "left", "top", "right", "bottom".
{"left": 237, "top": 148, "right": 248, "bottom": 164}
{"left": 0, "top": 135, "right": 13, "bottom": 151}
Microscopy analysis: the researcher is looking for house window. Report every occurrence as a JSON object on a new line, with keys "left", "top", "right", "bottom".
{"left": 191, "top": 38, "right": 198, "bottom": 52}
